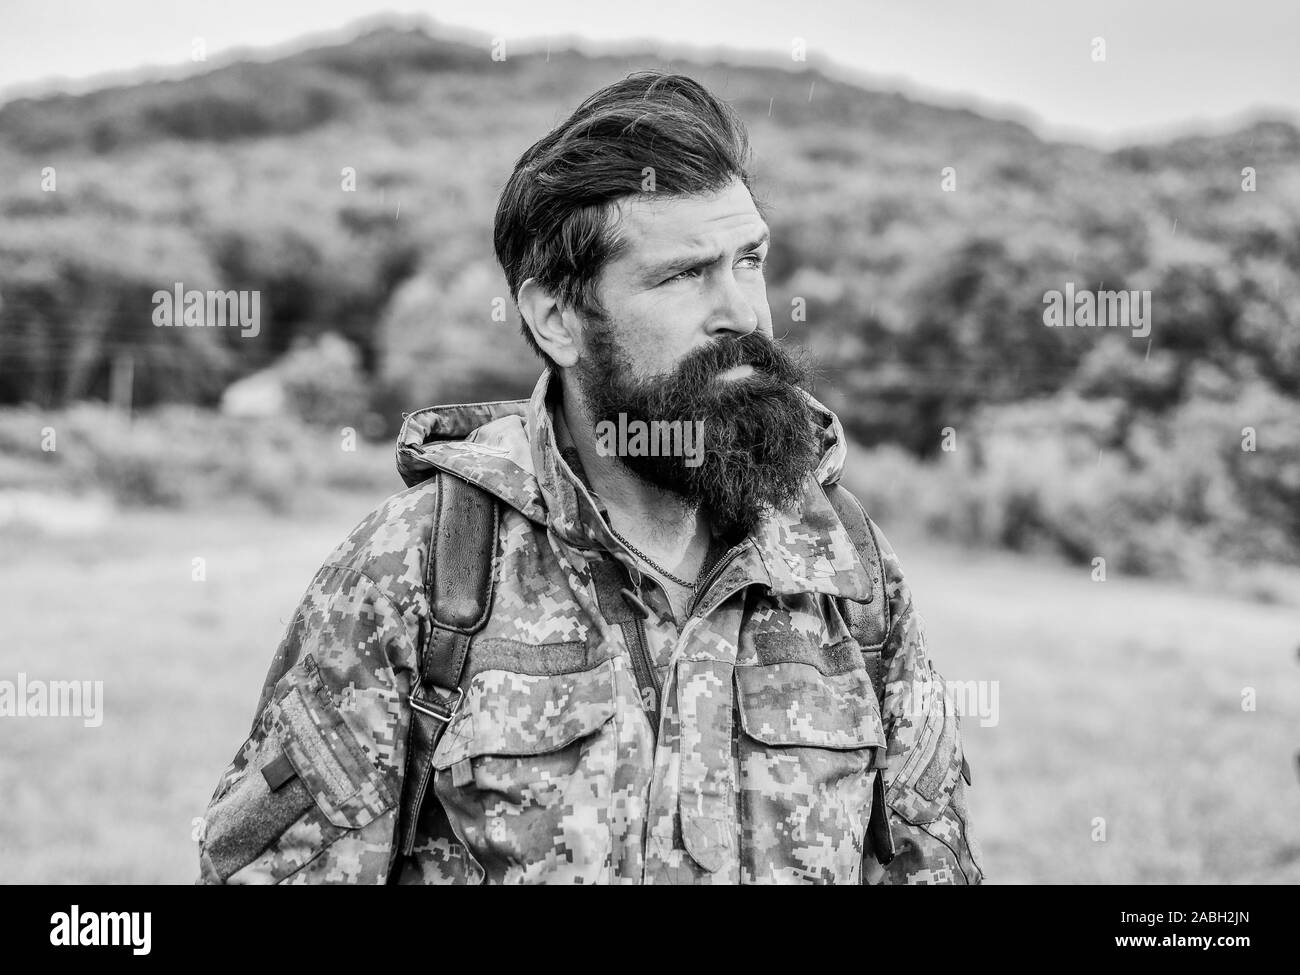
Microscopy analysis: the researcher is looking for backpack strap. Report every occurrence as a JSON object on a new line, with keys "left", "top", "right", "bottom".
{"left": 396, "top": 471, "right": 499, "bottom": 857}
{"left": 824, "top": 481, "right": 897, "bottom": 866}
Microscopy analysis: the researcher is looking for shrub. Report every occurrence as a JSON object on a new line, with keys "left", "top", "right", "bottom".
{"left": 0, "top": 403, "right": 394, "bottom": 512}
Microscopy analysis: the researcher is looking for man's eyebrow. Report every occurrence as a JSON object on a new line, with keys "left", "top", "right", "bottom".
{"left": 640, "top": 225, "right": 771, "bottom": 280}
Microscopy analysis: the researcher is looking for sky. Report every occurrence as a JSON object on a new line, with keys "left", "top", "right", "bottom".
{"left": 1, "top": 0, "right": 1296, "bottom": 147}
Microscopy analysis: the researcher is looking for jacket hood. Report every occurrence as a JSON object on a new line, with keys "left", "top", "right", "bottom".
{"left": 396, "top": 368, "right": 872, "bottom": 601}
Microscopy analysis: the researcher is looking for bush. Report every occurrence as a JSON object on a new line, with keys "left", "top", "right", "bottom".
{"left": 276, "top": 333, "right": 372, "bottom": 430}
{"left": 0, "top": 403, "right": 394, "bottom": 512}
{"left": 841, "top": 381, "right": 1300, "bottom": 584}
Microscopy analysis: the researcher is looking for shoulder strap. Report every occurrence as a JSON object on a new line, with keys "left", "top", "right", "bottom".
{"left": 423, "top": 471, "right": 499, "bottom": 688}
{"left": 396, "top": 470, "right": 499, "bottom": 859}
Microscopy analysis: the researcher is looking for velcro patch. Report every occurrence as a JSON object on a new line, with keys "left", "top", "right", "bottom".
{"left": 261, "top": 751, "right": 299, "bottom": 791}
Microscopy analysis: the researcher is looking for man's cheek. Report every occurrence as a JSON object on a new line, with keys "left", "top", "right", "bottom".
{"left": 615, "top": 331, "right": 676, "bottom": 377}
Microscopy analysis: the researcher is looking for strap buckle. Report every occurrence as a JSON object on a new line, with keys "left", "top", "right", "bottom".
{"left": 409, "top": 685, "right": 464, "bottom": 723}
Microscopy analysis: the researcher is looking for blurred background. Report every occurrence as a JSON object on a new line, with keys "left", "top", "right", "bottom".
{"left": 1, "top": 0, "right": 1298, "bottom": 884}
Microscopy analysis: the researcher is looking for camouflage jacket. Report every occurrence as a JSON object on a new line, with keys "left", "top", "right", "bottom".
{"left": 197, "top": 368, "right": 985, "bottom": 884}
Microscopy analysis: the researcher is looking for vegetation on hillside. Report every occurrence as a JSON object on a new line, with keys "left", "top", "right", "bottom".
{"left": 2, "top": 25, "right": 1296, "bottom": 579}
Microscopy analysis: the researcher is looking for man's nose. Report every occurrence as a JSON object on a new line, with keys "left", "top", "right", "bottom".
{"left": 703, "top": 272, "right": 759, "bottom": 338}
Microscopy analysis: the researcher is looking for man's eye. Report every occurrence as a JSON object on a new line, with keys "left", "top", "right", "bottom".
{"left": 663, "top": 254, "right": 765, "bottom": 285}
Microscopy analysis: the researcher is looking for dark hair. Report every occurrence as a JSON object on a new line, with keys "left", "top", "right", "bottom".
{"left": 493, "top": 71, "right": 758, "bottom": 362}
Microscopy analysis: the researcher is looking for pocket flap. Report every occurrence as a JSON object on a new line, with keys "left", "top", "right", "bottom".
{"left": 274, "top": 681, "right": 393, "bottom": 829}
{"left": 735, "top": 661, "right": 886, "bottom": 749}
{"left": 434, "top": 659, "right": 618, "bottom": 768}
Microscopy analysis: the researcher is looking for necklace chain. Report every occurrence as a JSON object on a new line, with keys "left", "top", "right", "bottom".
{"left": 608, "top": 524, "right": 708, "bottom": 591}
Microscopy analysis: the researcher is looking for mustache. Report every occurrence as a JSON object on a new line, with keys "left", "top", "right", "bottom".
{"left": 666, "top": 332, "right": 811, "bottom": 391}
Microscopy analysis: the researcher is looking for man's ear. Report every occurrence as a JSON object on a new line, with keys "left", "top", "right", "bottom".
{"left": 517, "top": 278, "right": 582, "bottom": 368}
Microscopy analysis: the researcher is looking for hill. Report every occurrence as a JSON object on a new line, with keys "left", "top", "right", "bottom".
{"left": 1, "top": 23, "right": 1297, "bottom": 578}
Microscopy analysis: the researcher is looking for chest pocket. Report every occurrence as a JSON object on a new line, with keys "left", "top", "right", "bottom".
{"left": 734, "top": 661, "right": 886, "bottom": 884}
{"left": 431, "top": 657, "right": 642, "bottom": 884}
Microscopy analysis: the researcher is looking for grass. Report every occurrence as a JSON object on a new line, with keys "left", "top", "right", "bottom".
{"left": 0, "top": 489, "right": 390, "bottom": 884}
{"left": 888, "top": 524, "right": 1300, "bottom": 884}
{"left": 1, "top": 488, "right": 1298, "bottom": 884}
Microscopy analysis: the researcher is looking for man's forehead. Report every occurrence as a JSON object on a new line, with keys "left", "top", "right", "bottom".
{"left": 612, "top": 181, "right": 767, "bottom": 260}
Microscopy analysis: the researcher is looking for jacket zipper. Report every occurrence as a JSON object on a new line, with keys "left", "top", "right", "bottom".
{"left": 624, "top": 615, "right": 661, "bottom": 721}
{"left": 686, "top": 543, "right": 745, "bottom": 618}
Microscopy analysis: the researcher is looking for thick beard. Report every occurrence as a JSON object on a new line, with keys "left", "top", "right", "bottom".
{"left": 575, "top": 320, "right": 822, "bottom": 540}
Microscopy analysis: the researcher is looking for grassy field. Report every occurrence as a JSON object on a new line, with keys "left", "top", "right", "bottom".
{"left": 1, "top": 486, "right": 1298, "bottom": 884}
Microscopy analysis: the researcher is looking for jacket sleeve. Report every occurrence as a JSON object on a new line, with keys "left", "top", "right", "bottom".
{"left": 196, "top": 561, "right": 419, "bottom": 885}
{"left": 863, "top": 522, "right": 986, "bottom": 885}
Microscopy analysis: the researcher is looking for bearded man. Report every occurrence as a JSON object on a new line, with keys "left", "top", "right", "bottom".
{"left": 197, "top": 71, "right": 984, "bottom": 885}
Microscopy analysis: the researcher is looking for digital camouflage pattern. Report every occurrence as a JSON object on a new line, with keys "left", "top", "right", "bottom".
{"left": 197, "top": 368, "right": 984, "bottom": 884}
